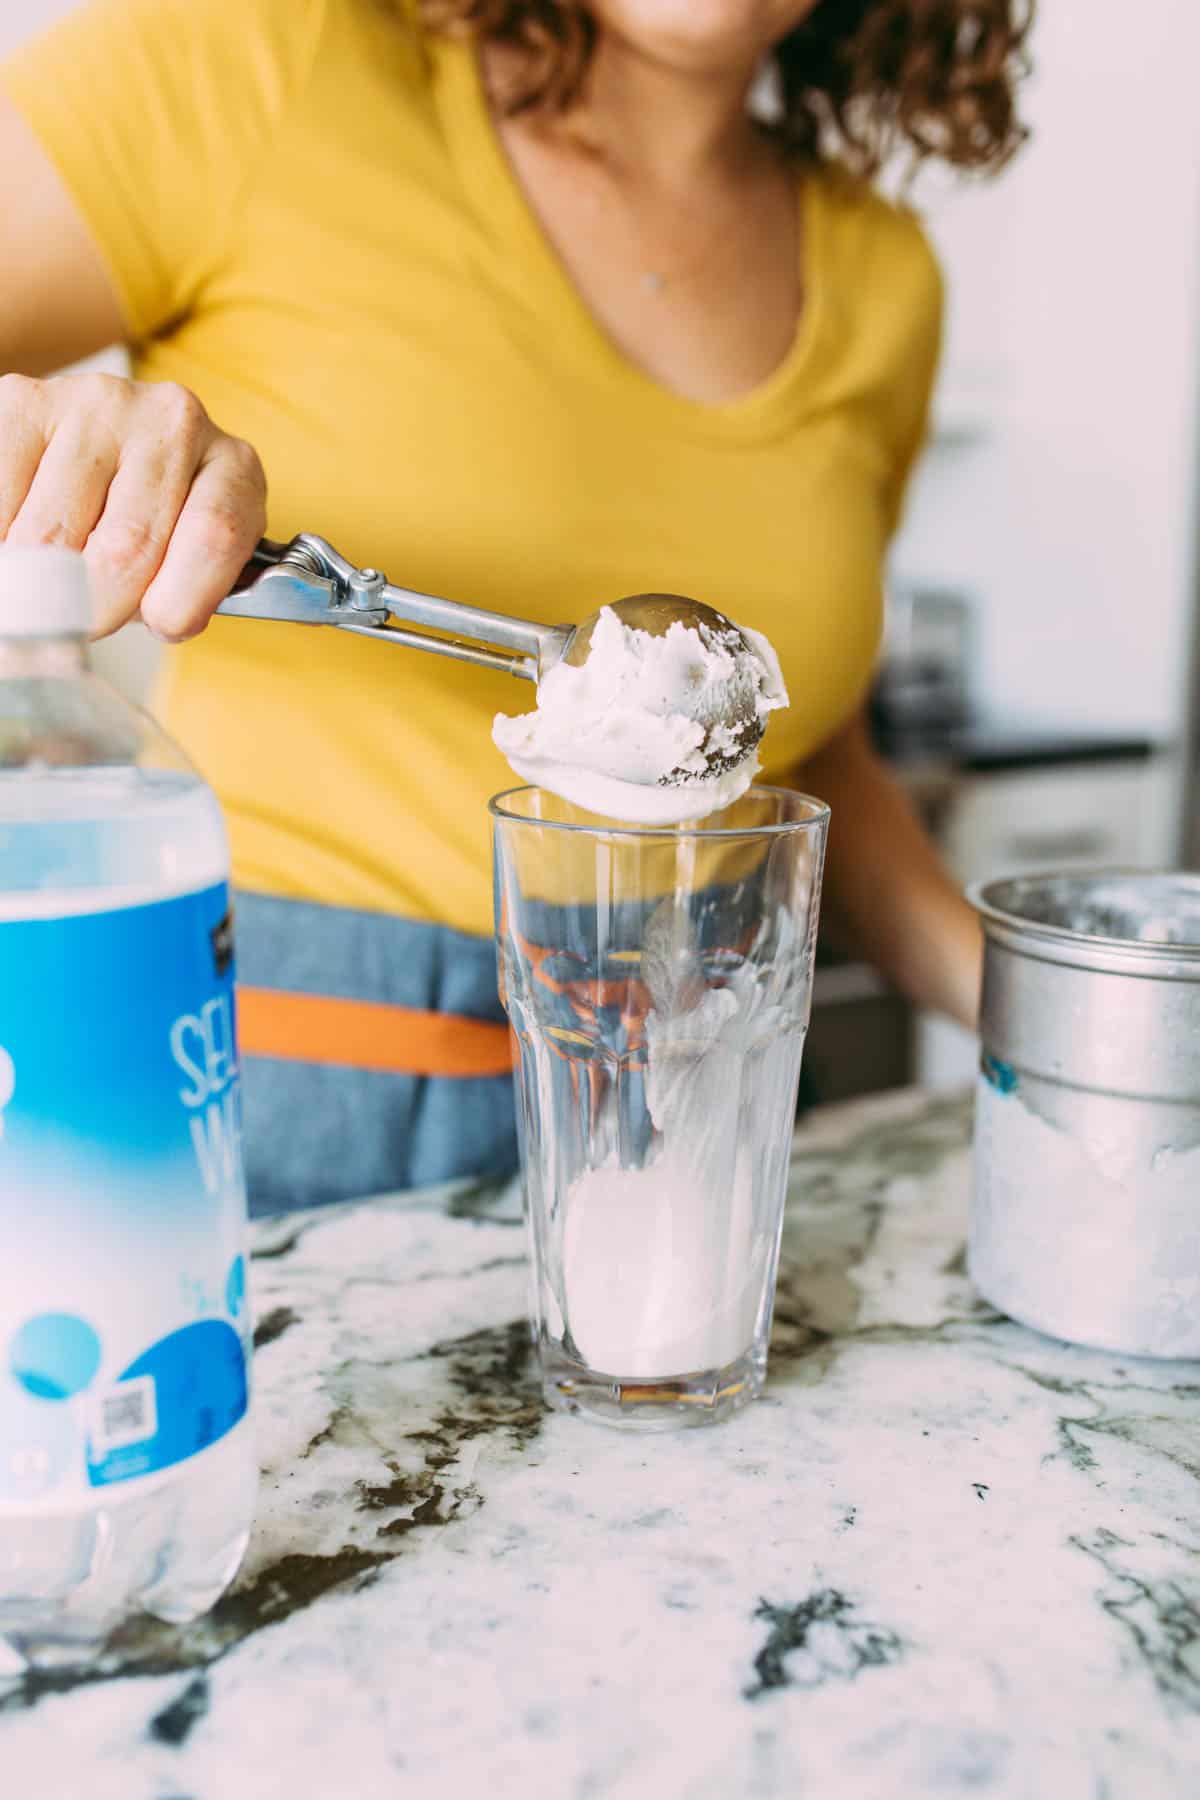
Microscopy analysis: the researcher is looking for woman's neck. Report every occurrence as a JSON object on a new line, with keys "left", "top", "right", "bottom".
{"left": 481, "top": 26, "right": 802, "bottom": 406}
{"left": 490, "top": 33, "right": 767, "bottom": 191}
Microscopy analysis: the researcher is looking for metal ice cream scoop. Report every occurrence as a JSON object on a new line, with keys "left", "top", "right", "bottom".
{"left": 216, "top": 535, "right": 767, "bottom": 776}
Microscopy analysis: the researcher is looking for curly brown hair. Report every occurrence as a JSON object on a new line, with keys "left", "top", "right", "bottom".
{"left": 417, "top": 0, "right": 1032, "bottom": 175}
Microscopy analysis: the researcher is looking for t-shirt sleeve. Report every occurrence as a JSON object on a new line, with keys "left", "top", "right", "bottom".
{"left": 0, "top": 0, "right": 327, "bottom": 342}
{"left": 881, "top": 209, "right": 945, "bottom": 538}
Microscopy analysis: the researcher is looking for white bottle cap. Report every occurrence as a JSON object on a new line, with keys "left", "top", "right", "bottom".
{"left": 0, "top": 546, "right": 92, "bottom": 636}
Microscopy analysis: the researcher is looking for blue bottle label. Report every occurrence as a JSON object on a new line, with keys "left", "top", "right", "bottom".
{"left": 0, "top": 882, "right": 250, "bottom": 1512}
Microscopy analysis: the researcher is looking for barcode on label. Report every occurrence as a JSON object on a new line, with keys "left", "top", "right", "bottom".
{"left": 91, "top": 1375, "right": 157, "bottom": 1452}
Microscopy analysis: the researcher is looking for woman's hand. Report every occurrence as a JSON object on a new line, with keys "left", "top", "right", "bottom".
{"left": 0, "top": 372, "right": 267, "bottom": 641}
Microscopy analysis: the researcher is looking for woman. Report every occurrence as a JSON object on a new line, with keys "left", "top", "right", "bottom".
{"left": 0, "top": 0, "right": 1029, "bottom": 1212}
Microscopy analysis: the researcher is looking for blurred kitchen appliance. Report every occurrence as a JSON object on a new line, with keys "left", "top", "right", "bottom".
{"left": 870, "top": 584, "right": 973, "bottom": 752}
{"left": 807, "top": 569, "right": 1177, "bottom": 1104}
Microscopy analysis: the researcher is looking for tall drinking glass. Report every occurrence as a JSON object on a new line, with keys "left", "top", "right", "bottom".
{"left": 491, "top": 786, "right": 829, "bottom": 1429}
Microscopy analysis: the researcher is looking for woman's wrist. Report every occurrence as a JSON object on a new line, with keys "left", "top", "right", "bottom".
{"left": 923, "top": 889, "right": 984, "bottom": 1031}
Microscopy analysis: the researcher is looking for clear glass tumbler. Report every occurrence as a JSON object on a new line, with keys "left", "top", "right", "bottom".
{"left": 491, "top": 786, "right": 829, "bottom": 1429}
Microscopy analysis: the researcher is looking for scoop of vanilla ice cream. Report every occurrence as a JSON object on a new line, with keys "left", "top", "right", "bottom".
{"left": 492, "top": 605, "right": 787, "bottom": 824}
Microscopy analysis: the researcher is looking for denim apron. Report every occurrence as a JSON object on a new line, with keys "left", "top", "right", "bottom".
{"left": 233, "top": 893, "right": 518, "bottom": 1217}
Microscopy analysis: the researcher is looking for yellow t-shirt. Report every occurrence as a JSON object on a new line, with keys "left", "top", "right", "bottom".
{"left": 1, "top": 0, "right": 941, "bottom": 939}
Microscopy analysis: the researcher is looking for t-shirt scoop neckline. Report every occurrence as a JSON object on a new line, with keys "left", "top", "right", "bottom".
{"left": 432, "top": 34, "right": 828, "bottom": 446}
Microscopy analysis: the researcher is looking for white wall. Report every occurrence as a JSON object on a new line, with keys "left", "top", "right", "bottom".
{"left": 895, "top": 0, "right": 1200, "bottom": 742}
{"left": 0, "top": 0, "right": 78, "bottom": 54}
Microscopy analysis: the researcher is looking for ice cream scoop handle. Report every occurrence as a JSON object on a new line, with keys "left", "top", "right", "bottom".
{"left": 216, "top": 534, "right": 570, "bottom": 683}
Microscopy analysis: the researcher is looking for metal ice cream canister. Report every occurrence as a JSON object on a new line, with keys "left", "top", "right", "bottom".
{"left": 969, "top": 871, "right": 1200, "bottom": 1360}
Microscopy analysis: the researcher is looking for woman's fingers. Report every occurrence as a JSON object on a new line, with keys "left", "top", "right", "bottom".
{"left": 85, "top": 390, "right": 213, "bottom": 635}
{"left": 6, "top": 406, "right": 118, "bottom": 554}
{"left": 0, "top": 372, "right": 268, "bottom": 638}
{"left": 0, "top": 374, "right": 50, "bottom": 536}
{"left": 137, "top": 435, "right": 267, "bottom": 642}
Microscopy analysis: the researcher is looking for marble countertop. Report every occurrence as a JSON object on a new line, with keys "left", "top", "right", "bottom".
{"left": 4, "top": 1089, "right": 1199, "bottom": 1800}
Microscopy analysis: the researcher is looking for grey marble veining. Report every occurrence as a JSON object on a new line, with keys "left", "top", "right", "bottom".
{"left": 3, "top": 1089, "right": 1199, "bottom": 1799}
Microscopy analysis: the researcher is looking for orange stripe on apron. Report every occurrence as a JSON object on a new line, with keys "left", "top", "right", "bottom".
{"left": 237, "top": 986, "right": 516, "bottom": 1079}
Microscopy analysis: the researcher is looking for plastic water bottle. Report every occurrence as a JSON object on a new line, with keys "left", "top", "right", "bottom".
{"left": 0, "top": 547, "right": 257, "bottom": 1668}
